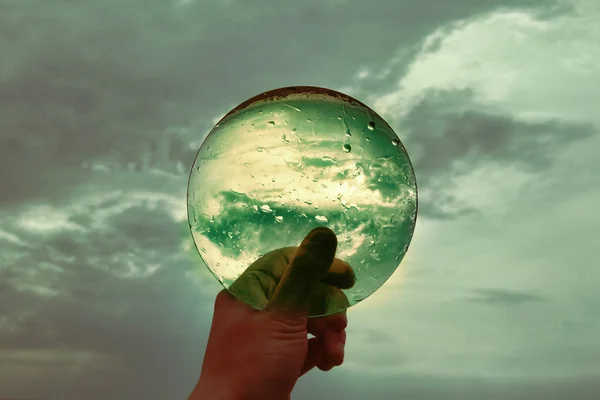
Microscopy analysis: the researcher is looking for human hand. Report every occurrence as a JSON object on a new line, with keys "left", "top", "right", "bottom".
{"left": 189, "top": 227, "right": 355, "bottom": 400}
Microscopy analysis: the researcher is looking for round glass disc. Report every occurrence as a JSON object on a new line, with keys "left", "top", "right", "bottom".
{"left": 187, "top": 86, "right": 417, "bottom": 316}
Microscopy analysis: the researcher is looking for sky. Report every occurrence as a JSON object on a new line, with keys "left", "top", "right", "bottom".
{"left": 0, "top": 0, "right": 599, "bottom": 399}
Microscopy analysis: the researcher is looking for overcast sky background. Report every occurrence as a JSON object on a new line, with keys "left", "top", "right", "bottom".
{"left": 1, "top": 0, "right": 599, "bottom": 399}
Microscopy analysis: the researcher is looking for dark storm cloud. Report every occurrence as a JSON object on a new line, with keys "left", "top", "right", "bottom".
{"left": 403, "top": 89, "right": 594, "bottom": 176}
{"left": 0, "top": 55, "right": 198, "bottom": 205}
{"left": 0, "top": 196, "right": 215, "bottom": 399}
{"left": 0, "top": 0, "right": 559, "bottom": 207}
{"left": 414, "top": 193, "right": 477, "bottom": 220}
{"left": 396, "top": 89, "right": 595, "bottom": 218}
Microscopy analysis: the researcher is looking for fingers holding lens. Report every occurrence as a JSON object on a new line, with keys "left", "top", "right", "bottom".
{"left": 277, "top": 247, "right": 356, "bottom": 290}
{"left": 230, "top": 228, "right": 356, "bottom": 314}
{"left": 322, "top": 258, "right": 356, "bottom": 289}
{"left": 308, "top": 284, "right": 351, "bottom": 316}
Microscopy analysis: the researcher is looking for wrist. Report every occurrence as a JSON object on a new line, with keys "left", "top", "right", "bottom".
{"left": 190, "top": 377, "right": 290, "bottom": 400}
{"left": 189, "top": 378, "right": 241, "bottom": 400}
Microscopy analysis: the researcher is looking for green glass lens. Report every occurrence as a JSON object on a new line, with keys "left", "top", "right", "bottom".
{"left": 187, "top": 86, "right": 418, "bottom": 316}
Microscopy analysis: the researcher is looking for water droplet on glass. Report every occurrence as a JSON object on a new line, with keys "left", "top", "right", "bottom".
{"left": 343, "top": 144, "right": 352, "bottom": 153}
{"left": 260, "top": 204, "right": 272, "bottom": 213}
{"left": 275, "top": 215, "right": 284, "bottom": 223}
{"left": 315, "top": 215, "right": 328, "bottom": 223}
{"left": 367, "top": 121, "right": 375, "bottom": 131}
{"left": 392, "top": 138, "right": 400, "bottom": 146}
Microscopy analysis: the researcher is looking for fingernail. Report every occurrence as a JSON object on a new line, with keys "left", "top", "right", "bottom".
{"left": 307, "top": 227, "right": 337, "bottom": 248}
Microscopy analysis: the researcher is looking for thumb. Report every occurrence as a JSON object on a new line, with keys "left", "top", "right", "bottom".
{"left": 265, "top": 227, "right": 338, "bottom": 316}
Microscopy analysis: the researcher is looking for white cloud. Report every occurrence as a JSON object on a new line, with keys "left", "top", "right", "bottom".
{"left": 421, "top": 160, "right": 534, "bottom": 217}
{"left": 0, "top": 228, "right": 29, "bottom": 247}
{"left": 373, "top": 1, "right": 600, "bottom": 125}
{"left": 12, "top": 189, "right": 187, "bottom": 236}
{"left": 16, "top": 283, "right": 59, "bottom": 297}
{"left": 355, "top": 68, "right": 371, "bottom": 80}
{"left": 17, "top": 206, "right": 86, "bottom": 234}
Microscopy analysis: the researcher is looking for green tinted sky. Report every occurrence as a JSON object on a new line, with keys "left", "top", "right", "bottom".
{"left": 1, "top": 0, "right": 599, "bottom": 399}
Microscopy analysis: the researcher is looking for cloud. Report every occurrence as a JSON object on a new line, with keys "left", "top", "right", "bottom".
{"left": 466, "top": 288, "right": 546, "bottom": 306}
{"left": 373, "top": 1, "right": 600, "bottom": 125}
{"left": 359, "top": 3, "right": 600, "bottom": 219}
{"left": 402, "top": 89, "right": 593, "bottom": 175}
{"left": 0, "top": 0, "right": 544, "bottom": 206}
{"left": 401, "top": 89, "right": 594, "bottom": 218}
{"left": 0, "top": 185, "right": 219, "bottom": 399}
{"left": 351, "top": 0, "right": 600, "bottom": 218}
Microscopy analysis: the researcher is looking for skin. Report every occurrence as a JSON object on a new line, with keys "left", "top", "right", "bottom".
{"left": 189, "top": 227, "right": 355, "bottom": 400}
